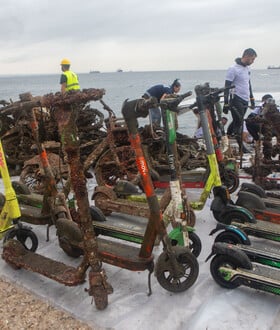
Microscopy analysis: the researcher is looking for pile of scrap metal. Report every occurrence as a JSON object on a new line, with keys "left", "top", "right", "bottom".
{"left": 0, "top": 92, "right": 106, "bottom": 173}
{"left": 244, "top": 100, "right": 280, "bottom": 189}
{"left": 0, "top": 92, "right": 208, "bottom": 193}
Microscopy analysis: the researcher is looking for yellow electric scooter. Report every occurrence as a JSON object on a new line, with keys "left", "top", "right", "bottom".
{"left": 0, "top": 139, "right": 38, "bottom": 251}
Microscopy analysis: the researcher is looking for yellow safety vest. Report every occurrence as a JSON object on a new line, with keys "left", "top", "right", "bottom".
{"left": 63, "top": 70, "right": 80, "bottom": 91}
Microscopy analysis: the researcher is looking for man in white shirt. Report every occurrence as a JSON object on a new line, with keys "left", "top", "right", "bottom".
{"left": 223, "top": 48, "right": 257, "bottom": 152}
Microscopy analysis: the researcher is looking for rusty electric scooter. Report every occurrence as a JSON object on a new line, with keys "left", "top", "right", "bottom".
{"left": 91, "top": 92, "right": 202, "bottom": 256}
{"left": 2, "top": 90, "right": 199, "bottom": 310}
{"left": 2, "top": 90, "right": 113, "bottom": 310}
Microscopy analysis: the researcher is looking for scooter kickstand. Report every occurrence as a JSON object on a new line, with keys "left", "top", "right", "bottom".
{"left": 147, "top": 262, "right": 154, "bottom": 296}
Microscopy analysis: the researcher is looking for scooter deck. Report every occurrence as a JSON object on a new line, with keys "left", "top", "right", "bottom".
{"left": 154, "top": 169, "right": 206, "bottom": 189}
{"left": 97, "top": 198, "right": 151, "bottom": 218}
{"left": 3, "top": 236, "right": 153, "bottom": 283}
{"left": 17, "top": 193, "right": 44, "bottom": 208}
{"left": 232, "top": 262, "right": 280, "bottom": 285}
{"left": 232, "top": 220, "right": 280, "bottom": 237}
{"left": 2, "top": 239, "right": 85, "bottom": 286}
{"left": 97, "top": 237, "right": 154, "bottom": 270}
{"left": 263, "top": 196, "right": 280, "bottom": 208}
{"left": 93, "top": 215, "right": 147, "bottom": 241}
{"left": 237, "top": 241, "right": 280, "bottom": 264}
{"left": 19, "top": 204, "right": 52, "bottom": 225}
{"left": 253, "top": 207, "right": 280, "bottom": 224}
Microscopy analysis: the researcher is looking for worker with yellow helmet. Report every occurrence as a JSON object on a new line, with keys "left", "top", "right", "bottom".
{"left": 60, "top": 58, "right": 80, "bottom": 94}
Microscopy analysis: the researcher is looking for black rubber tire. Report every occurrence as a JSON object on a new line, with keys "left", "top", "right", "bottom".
{"left": 56, "top": 218, "right": 83, "bottom": 258}
{"left": 171, "top": 231, "right": 202, "bottom": 258}
{"left": 4, "top": 228, "right": 38, "bottom": 252}
{"left": 188, "top": 232, "right": 202, "bottom": 258}
{"left": 58, "top": 236, "right": 83, "bottom": 258}
{"left": 156, "top": 249, "right": 199, "bottom": 293}
{"left": 221, "top": 169, "right": 240, "bottom": 194}
{"left": 210, "top": 254, "right": 242, "bottom": 289}
{"left": 90, "top": 205, "right": 106, "bottom": 222}
{"left": 0, "top": 193, "right": 5, "bottom": 208}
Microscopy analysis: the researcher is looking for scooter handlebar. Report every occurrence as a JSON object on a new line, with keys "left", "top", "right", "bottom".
{"left": 160, "top": 91, "right": 192, "bottom": 112}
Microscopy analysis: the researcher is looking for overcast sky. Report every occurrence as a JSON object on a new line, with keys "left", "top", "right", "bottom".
{"left": 0, "top": 0, "right": 279, "bottom": 74}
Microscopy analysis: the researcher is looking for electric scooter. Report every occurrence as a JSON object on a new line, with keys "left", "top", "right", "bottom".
{"left": 0, "top": 139, "right": 38, "bottom": 251}
{"left": 153, "top": 84, "right": 239, "bottom": 196}
{"left": 3, "top": 90, "right": 199, "bottom": 310}
{"left": 236, "top": 190, "right": 280, "bottom": 225}
{"left": 209, "top": 214, "right": 280, "bottom": 270}
{"left": 121, "top": 94, "right": 199, "bottom": 291}
{"left": 159, "top": 92, "right": 201, "bottom": 251}
{"left": 210, "top": 185, "right": 280, "bottom": 243}
{"left": 182, "top": 84, "right": 237, "bottom": 210}
{"left": 206, "top": 242, "right": 280, "bottom": 295}
{"left": 92, "top": 92, "right": 202, "bottom": 256}
{"left": 239, "top": 181, "right": 280, "bottom": 208}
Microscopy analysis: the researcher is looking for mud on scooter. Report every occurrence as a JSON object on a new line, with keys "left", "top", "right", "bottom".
{"left": 153, "top": 83, "right": 239, "bottom": 198}
{"left": 92, "top": 91, "right": 202, "bottom": 257}
{"left": 2, "top": 90, "right": 199, "bottom": 310}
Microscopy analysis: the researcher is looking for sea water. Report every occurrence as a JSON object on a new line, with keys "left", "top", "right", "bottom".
{"left": 0, "top": 69, "right": 280, "bottom": 136}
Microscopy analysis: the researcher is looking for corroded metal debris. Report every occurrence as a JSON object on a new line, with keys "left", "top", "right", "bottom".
{"left": 0, "top": 91, "right": 207, "bottom": 192}
{"left": 2, "top": 89, "right": 112, "bottom": 310}
{"left": 245, "top": 101, "right": 280, "bottom": 189}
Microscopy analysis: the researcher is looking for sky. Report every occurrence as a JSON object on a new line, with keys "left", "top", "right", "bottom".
{"left": 0, "top": 0, "right": 279, "bottom": 74}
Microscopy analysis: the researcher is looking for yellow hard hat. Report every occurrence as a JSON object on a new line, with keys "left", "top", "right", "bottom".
{"left": 60, "top": 58, "right": 71, "bottom": 65}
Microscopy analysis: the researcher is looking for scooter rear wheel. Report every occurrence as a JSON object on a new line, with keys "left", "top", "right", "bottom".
{"left": 94, "top": 146, "right": 138, "bottom": 187}
{"left": 156, "top": 247, "right": 199, "bottom": 293}
{"left": 210, "top": 254, "right": 243, "bottom": 289}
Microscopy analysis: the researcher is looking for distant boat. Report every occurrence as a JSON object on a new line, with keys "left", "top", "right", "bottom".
{"left": 116, "top": 69, "right": 123, "bottom": 72}
{"left": 267, "top": 65, "right": 280, "bottom": 69}
{"left": 89, "top": 70, "right": 100, "bottom": 74}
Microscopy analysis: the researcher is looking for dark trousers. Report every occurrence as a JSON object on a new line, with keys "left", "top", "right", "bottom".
{"left": 228, "top": 95, "right": 248, "bottom": 139}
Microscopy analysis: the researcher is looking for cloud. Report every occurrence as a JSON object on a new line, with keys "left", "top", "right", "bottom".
{"left": 0, "top": 0, "right": 279, "bottom": 73}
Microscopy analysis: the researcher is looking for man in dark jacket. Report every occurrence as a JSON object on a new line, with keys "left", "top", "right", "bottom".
{"left": 143, "top": 79, "right": 181, "bottom": 125}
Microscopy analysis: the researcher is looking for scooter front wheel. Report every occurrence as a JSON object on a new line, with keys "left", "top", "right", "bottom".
{"left": 220, "top": 169, "right": 239, "bottom": 194}
{"left": 4, "top": 228, "right": 38, "bottom": 252}
{"left": 156, "top": 247, "right": 199, "bottom": 293}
